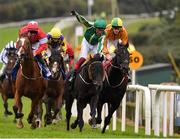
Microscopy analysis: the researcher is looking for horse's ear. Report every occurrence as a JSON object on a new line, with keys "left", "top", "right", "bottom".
{"left": 100, "top": 54, "right": 105, "bottom": 61}
{"left": 89, "top": 54, "right": 93, "bottom": 59}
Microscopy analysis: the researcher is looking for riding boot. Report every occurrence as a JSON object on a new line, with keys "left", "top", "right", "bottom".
{"left": 12, "top": 60, "right": 20, "bottom": 80}
{"left": 68, "top": 69, "right": 76, "bottom": 82}
{"left": 0, "top": 64, "right": 6, "bottom": 81}
{"left": 68, "top": 57, "right": 86, "bottom": 82}
{"left": 34, "top": 55, "right": 52, "bottom": 79}
{"left": 60, "top": 68, "right": 66, "bottom": 80}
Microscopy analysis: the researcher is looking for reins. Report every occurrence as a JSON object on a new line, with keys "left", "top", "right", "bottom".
{"left": 105, "top": 63, "right": 125, "bottom": 88}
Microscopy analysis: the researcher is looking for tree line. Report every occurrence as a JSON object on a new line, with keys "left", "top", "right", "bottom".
{"left": 0, "top": 0, "right": 179, "bottom": 23}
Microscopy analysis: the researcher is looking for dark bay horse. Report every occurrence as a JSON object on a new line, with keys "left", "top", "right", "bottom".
{"left": 13, "top": 36, "right": 47, "bottom": 128}
{"left": 65, "top": 54, "right": 105, "bottom": 132}
{"left": 0, "top": 48, "right": 17, "bottom": 116}
{"left": 95, "top": 44, "right": 130, "bottom": 133}
{"left": 43, "top": 49, "right": 64, "bottom": 126}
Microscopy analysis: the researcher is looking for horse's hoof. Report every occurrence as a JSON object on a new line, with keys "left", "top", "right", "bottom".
{"left": 71, "top": 123, "right": 77, "bottom": 129}
{"left": 7, "top": 111, "right": 13, "bottom": 115}
{"left": 35, "top": 119, "right": 42, "bottom": 128}
{"left": 4, "top": 111, "right": 13, "bottom": 116}
{"left": 91, "top": 124, "right": 97, "bottom": 129}
{"left": 101, "top": 128, "right": 105, "bottom": 133}
{"left": 88, "top": 118, "right": 93, "bottom": 126}
{"left": 16, "top": 113, "right": 24, "bottom": 119}
{"left": 16, "top": 120, "right": 24, "bottom": 129}
{"left": 30, "top": 122, "right": 37, "bottom": 129}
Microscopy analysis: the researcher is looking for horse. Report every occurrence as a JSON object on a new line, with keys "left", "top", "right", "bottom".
{"left": 94, "top": 43, "right": 130, "bottom": 133}
{"left": 0, "top": 48, "right": 17, "bottom": 117}
{"left": 13, "top": 36, "right": 47, "bottom": 128}
{"left": 64, "top": 53, "right": 105, "bottom": 132}
{"left": 43, "top": 49, "right": 64, "bottom": 126}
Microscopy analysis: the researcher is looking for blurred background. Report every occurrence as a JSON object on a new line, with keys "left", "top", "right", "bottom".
{"left": 0, "top": 0, "right": 179, "bottom": 84}
{"left": 0, "top": 0, "right": 180, "bottom": 137}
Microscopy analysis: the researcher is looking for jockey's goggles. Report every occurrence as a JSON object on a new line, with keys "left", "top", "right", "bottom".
{"left": 96, "top": 27, "right": 105, "bottom": 31}
{"left": 29, "top": 30, "right": 38, "bottom": 34}
{"left": 112, "top": 26, "right": 122, "bottom": 30}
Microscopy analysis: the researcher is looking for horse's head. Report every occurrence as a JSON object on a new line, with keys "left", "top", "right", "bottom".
{"left": 87, "top": 53, "right": 105, "bottom": 86}
{"left": 112, "top": 42, "right": 130, "bottom": 74}
{"left": 49, "top": 49, "right": 64, "bottom": 79}
{"left": 6, "top": 48, "right": 18, "bottom": 75}
{"left": 17, "top": 37, "right": 33, "bottom": 62}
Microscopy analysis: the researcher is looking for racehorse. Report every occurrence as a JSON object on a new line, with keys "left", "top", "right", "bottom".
{"left": 0, "top": 48, "right": 17, "bottom": 117}
{"left": 43, "top": 49, "right": 64, "bottom": 126}
{"left": 65, "top": 53, "right": 105, "bottom": 132}
{"left": 13, "top": 36, "right": 47, "bottom": 128}
{"left": 94, "top": 44, "right": 130, "bottom": 133}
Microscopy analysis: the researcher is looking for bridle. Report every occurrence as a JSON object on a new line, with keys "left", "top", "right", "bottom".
{"left": 79, "top": 61, "right": 104, "bottom": 85}
{"left": 17, "top": 37, "right": 42, "bottom": 80}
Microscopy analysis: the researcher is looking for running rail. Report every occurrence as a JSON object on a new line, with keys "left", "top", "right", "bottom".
{"left": 101, "top": 85, "right": 151, "bottom": 135}
{"left": 148, "top": 84, "right": 180, "bottom": 137}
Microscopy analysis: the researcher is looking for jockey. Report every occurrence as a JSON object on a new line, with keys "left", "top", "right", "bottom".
{"left": 0, "top": 41, "right": 17, "bottom": 81}
{"left": 45, "top": 27, "right": 74, "bottom": 80}
{"left": 14, "top": 21, "right": 51, "bottom": 79}
{"left": 69, "top": 10, "right": 106, "bottom": 82}
{"left": 102, "top": 17, "right": 131, "bottom": 82}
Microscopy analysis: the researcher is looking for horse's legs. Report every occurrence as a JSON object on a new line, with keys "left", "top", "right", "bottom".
{"left": 27, "top": 97, "right": 40, "bottom": 124}
{"left": 13, "top": 91, "right": 24, "bottom": 119}
{"left": 77, "top": 98, "right": 85, "bottom": 132}
{"left": 89, "top": 95, "right": 99, "bottom": 128}
{"left": 102, "top": 103, "right": 118, "bottom": 133}
{"left": 65, "top": 94, "right": 74, "bottom": 131}
{"left": 2, "top": 94, "right": 12, "bottom": 116}
{"left": 95, "top": 101, "right": 103, "bottom": 124}
{"left": 44, "top": 96, "right": 52, "bottom": 126}
{"left": 35, "top": 101, "right": 43, "bottom": 128}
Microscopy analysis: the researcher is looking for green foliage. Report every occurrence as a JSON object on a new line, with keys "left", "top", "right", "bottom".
{"left": 129, "top": 17, "right": 180, "bottom": 66}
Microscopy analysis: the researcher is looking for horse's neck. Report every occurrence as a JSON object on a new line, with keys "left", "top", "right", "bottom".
{"left": 80, "top": 64, "right": 91, "bottom": 82}
{"left": 108, "top": 66, "right": 124, "bottom": 83}
{"left": 22, "top": 60, "right": 40, "bottom": 76}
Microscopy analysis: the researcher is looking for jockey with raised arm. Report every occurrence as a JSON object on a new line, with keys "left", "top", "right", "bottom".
{"left": 102, "top": 18, "right": 131, "bottom": 82}
{"left": 69, "top": 10, "right": 106, "bottom": 82}
{"left": 0, "top": 41, "right": 17, "bottom": 81}
{"left": 44, "top": 27, "right": 74, "bottom": 80}
{"left": 13, "top": 21, "right": 51, "bottom": 80}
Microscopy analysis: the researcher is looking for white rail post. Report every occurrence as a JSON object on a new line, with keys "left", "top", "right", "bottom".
{"left": 121, "top": 93, "right": 127, "bottom": 132}
{"left": 127, "top": 85, "right": 151, "bottom": 135}
{"left": 163, "top": 92, "right": 168, "bottom": 137}
{"left": 112, "top": 111, "right": 117, "bottom": 131}
{"left": 148, "top": 84, "right": 180, "bottom": 137}
{"left": 135, "top": 90, "right": 140, "bottom": 133}
{"left": 169, "top": 92, "right": 175, "bottom": 136}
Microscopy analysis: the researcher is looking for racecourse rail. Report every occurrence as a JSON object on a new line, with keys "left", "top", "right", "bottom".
{"left": 72, "top": 84, "right": 180, "bottom": 137}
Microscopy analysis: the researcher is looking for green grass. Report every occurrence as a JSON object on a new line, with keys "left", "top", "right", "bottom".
{"left": 0, "top": 97, "right": 180, "bottom": 138}
{"left": 126, "top": 17, "right": 161, "bottom": 34}
{"left": 0, "top": 22, "right": 55, "bottom": 51}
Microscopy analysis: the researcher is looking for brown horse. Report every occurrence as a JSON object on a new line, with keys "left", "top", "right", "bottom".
{"left": 0, "top": 48, "right": 17, "bottom": 117}
{"left": 43, "top": 49, "right": 64, "bottom": 126}
{"left": 13, "top": 36, "right": 47, "bottom": 128}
